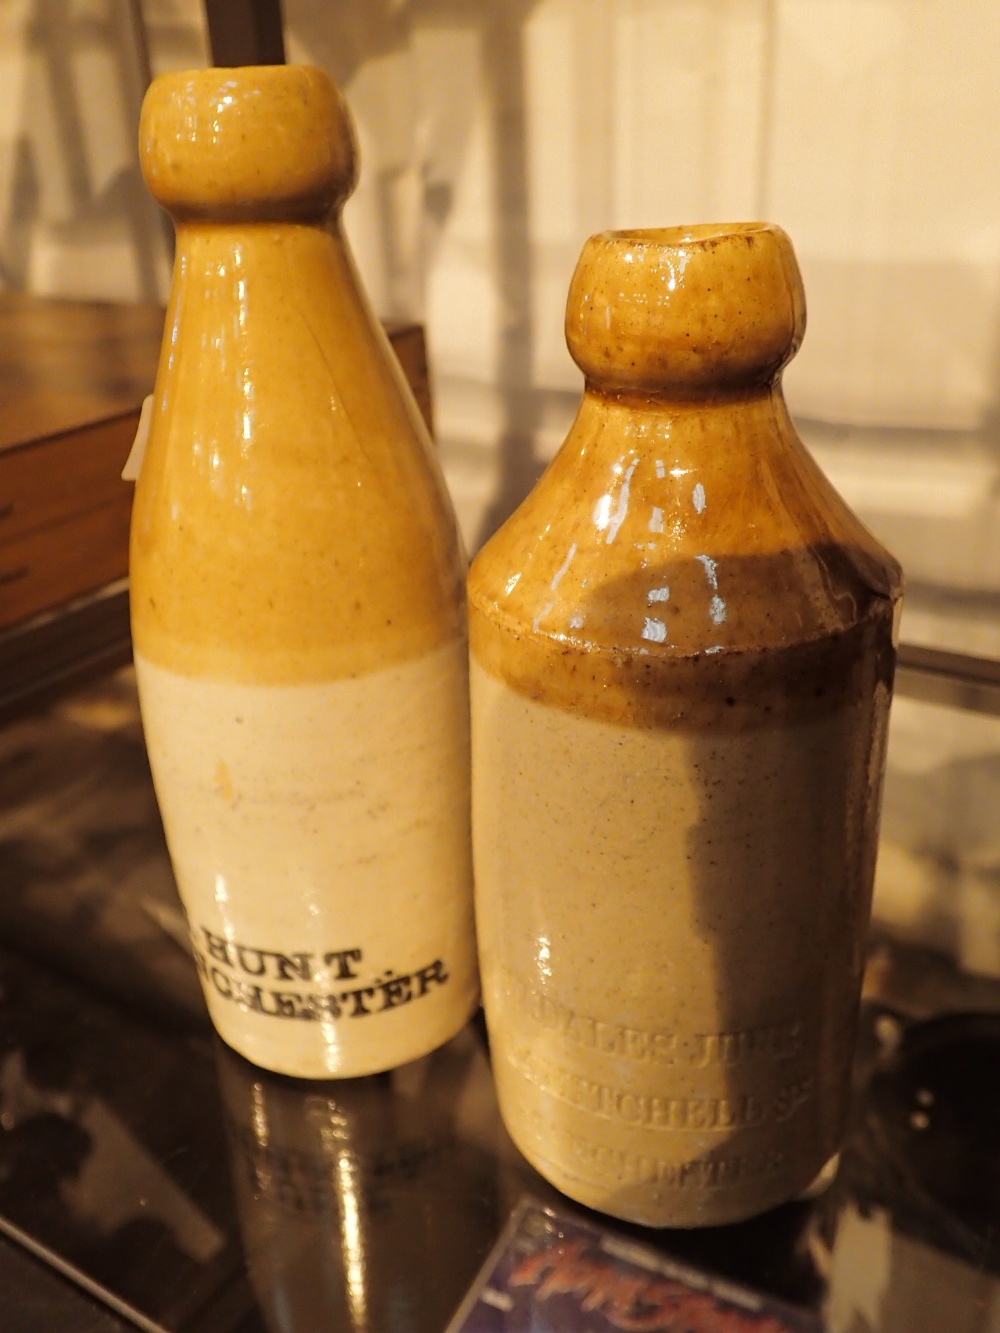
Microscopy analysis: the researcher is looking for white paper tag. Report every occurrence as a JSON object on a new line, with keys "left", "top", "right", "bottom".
{"left": 122, "top": 394, "right": 154, "bottom": 481}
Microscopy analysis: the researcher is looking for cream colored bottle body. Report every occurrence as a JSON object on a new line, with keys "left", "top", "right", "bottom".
{"left": 468, "top": 225, "right": 901, "bottom": 1226}
{"left": 130, "top": 67, "right": 477, "bottom": 1078}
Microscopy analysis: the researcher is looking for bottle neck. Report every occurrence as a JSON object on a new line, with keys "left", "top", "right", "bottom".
{"left": 574, "top": 380, "right": 794, "bottom": 477}
{"left": 582, "top": 378, "right": 782, "bottom": 412}
{"left": 170, "top": 214, "right": 353, "bottom": 281}
{"left": 163, "top": 217, "right": 369, "bottom": 404}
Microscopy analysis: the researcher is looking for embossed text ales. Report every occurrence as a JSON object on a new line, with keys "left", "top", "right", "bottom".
{"left": 131, "top": 67, "right": 477, "bottom": 1077}
{"left": 468, "top": 224, "right": 902, "bottom": 1225}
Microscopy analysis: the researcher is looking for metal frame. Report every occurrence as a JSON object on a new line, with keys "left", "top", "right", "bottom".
{"left": 203, "top": 0, "right": 286, "bottom": 67}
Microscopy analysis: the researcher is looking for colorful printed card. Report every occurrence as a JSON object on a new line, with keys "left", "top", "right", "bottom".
{"left": 447, "top": 1197, "right": 822, "bottom": 1333}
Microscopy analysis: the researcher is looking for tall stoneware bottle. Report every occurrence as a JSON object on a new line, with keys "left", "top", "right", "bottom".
{"left": 468, "top": 224, "right": 902, "bottom": 1226}
{"left": 131, "top": 66, "right": 477, "bottom": 1079}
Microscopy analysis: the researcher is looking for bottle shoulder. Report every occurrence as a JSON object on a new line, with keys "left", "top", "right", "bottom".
{"left": 468, "top": 389, "right": 901, "bottom": 678}
{"left": 130, "top": 225, "right": 466, "bottom": 682}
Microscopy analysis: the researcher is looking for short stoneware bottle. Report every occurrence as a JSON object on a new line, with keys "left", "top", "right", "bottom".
{"left": 131, "top": 66, "right": 477, "bottom": 1079}
{"left": 467, "top": 223, "right": 902, "bottom": 1227}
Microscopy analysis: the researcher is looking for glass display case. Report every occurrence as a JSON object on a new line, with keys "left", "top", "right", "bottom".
{"left": 2, "top": 2, "right": 1000, "bottom": 1328}
{"left": 0, "top": 663, "right": 999, "bottom": 1332}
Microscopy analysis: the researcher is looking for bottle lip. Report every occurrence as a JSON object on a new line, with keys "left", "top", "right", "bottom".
{"left": 139, "top": 64, "right": 358, "bottom": 221}
{"left": 604, "top": 221, "right": 772, "bottom": 247}
{"left": 565, "top": 222, "right": 806, "bottom": 393}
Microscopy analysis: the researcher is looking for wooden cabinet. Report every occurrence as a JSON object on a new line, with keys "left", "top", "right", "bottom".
{"left": 0, "top": 295, "right": 432, "bottom": 635}
{"left": 0, "top": 296, "right": 161, "bottom": 633}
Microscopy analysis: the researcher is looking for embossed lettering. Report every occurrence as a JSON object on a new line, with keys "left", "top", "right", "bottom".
{"left": 505, "top": 974, "right": 677, "bottom": 1065}
{"left": 537, "top": 1121, "right": 786, "bottom": 1190}
{"left": 504, "top": 971, "right": 803, "bottom": 1070}
{"left": 691, "top": 1022, "right": 803, "bottom": 1068}
{"left": 508, "top": 1049, "right": 772, "bottom": 1131}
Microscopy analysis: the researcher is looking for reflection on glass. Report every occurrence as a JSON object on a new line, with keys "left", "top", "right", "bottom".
{"left": 214, "top": 1028, "right": 501, "bottom": 1333}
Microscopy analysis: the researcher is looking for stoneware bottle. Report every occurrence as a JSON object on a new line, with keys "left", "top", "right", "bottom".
{"left": 131, "top": 66, "right": 477, "bottom": 1079}
{"left": 468, "top": 223, "right": 902, "bottom": 1227}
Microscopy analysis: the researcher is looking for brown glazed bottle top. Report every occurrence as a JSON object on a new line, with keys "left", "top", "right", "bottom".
{"left": 566, "top": 223, "right": 806, "bottom": 394}
{"left": 468, "top": 222, "right": 902, "bottom": 729}
{"left": 139, "top": 65, "right": 357, "bottom": 220}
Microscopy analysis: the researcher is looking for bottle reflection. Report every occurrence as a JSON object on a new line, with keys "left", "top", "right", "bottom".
{"left": 215, "top": 1026, "right": 501, "bottom": 1332}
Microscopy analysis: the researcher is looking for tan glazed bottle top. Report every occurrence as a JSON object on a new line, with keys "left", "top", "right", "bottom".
{"left": 131, "top": 66, "right": 466, "bottom": 686}
{"left": 139, "top": 64, "right": 357, "bottom": 220}
{"left": 566, "top": 223, "right": 806, "bottom": 394}
{"left": 467, "top": 222, "right": 902, "bottom": 728}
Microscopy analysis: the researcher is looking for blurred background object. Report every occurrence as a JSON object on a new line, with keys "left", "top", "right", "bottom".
{"left": 5, "top": 1, "right": 1000, "bottom": 599}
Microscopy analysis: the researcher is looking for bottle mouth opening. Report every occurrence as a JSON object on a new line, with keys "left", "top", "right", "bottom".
{"left": 606, "top": 222, "right": 771, "bottom": 247}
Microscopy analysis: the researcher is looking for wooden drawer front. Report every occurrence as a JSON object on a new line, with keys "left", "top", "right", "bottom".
{"left": 0, "top": 410, "right": 139, "bottom": 546}
{"left": 0, "top": 327, "right": 425, "bottom": 555}
{"left": 0, "top": 322, "right": 430, "bottom": 634}
{"left": 0, "top": 497, "right": 132, "bottom": 631}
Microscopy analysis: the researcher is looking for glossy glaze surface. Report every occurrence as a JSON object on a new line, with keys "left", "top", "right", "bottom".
{"left": 132, "top": 73, "right": 463, "bottom": 685}
{"left": 130, "top": 66, "right": 476, "bottom": 1077}
{"left": 468, "top": 223, "right": 902, "bottom": 1226}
